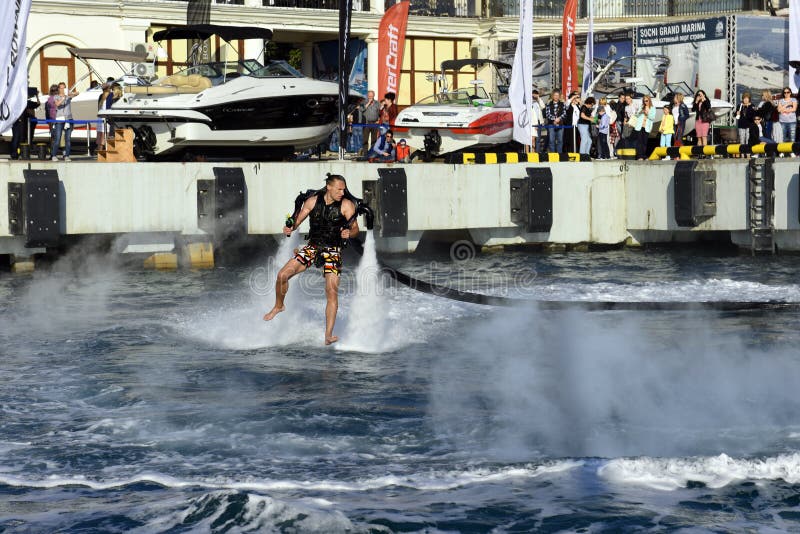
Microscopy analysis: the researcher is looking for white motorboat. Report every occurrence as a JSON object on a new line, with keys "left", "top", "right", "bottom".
{"left": 393, "top": 59, "right": 514, "bottom": 159}
{"left": 100, "top": 24, "right": 360, "bottom": 160}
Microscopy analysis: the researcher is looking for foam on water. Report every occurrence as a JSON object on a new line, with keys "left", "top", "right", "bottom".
{"left": 129, "top": 491, "right": 357, "bottom": 534}
{"left": 529, "top": 278, "right": 800, "bottom": 303}
{"left": 0, "top": 461, "right": 580, "bottom": 492}
{"left": 172, "top": 232, "right": 479, "bottom": 352}
{"left": 599, "top": 453, "right": 800, "bottom": 490}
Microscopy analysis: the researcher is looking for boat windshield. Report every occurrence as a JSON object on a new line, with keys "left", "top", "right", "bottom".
{"left": 665, "top": 82, "right": 694, "bottom": 96}
{"left": 168, "top": 60, "right": 265, "bottom": 84}
{"left": 415, "top": 88, "right": 494, "bottom": 106}
{"left": 251, "top": 60, "right": 304, "bottom": 79}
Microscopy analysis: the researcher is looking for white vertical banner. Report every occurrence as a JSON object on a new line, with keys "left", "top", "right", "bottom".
{"left": 581, "top": 0, "right": 594, "bottom": 96}
{"left": 509, "top": 0, "right": 533, "bottom": 146}
{"left": 0, "top": 0, "right": 33, "bottom": 134}
{"left": 791, "top": 0, "right": 800, "bottom": 93}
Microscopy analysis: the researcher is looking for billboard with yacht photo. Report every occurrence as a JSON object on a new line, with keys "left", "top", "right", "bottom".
{"left": 735, "top": 15, "right": 788, "bottom": 101}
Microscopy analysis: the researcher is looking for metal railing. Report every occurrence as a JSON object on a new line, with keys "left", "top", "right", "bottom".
{"left": 386, "top": 0, "right": 477, "bottom": 17}
{"left": 487, "top": 0, "right": 767, "bottom": 18}
{"left": 262, "top": 0, "right": 370, "bottom": 10}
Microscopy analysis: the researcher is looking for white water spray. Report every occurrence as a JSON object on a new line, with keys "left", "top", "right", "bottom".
{"left": 338, "top": 231, "right": 400, "bottom": 353}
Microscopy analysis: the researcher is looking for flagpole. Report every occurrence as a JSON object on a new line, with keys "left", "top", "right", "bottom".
{"left": 582, "top": 0, "right": 594, "bottom": 96}
{"left": 338, "top": 0, "right": 353, "bottom": 161}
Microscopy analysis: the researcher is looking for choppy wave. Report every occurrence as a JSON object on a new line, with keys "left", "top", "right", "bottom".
{"left": 599, "top": 453, "right": 800, "bottom": 490}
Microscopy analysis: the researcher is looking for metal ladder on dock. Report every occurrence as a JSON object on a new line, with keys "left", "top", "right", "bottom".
{"left": 747, "top": 158, "right": 775, "bottom": 254}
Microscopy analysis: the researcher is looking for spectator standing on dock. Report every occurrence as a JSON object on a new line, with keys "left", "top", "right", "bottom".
{"left": 736, "top": 92, "right": 756, "bottom": 147}
{"left": 620, "top": 92, "right": 638, "bottom": 150}
{"left": 380, "top": 92, "right": 398, "bottom": 126}
{"left": 51, "top": 82, "right": 78, "bottom": 161}
{"left": 347, "top": 96, "right": 365, "bottom": 155}
{"left": 95, "top": 84, "right": 113, "bottom": 154}
{"left": 777, "top": 87, "right": 796, "bottom": 147}
{"left": 597, "top": 97, "right": 616, "bottom": 158}
{"left": 577, "top": 96, "right": 595, "bottom": 156}
{"left": 360, "top": 91, "right": 380, "bottom": 156}
{"left": 659, "top": 103, "right": 674, "bottom": 155}
{"left": 692, "top": 90, "right": 711, "bottom": 147}
{"left": 757, "top": 89, "right": 777, "bottom": 141}
{"left": 564, "top": 92, "right": 581, "bottom": 153}
{"left": 544, "top": 90, "right": 567, "bottom": 153}
{"left": 530, "top": 89, "right": 544, "bottom": 152}
{"left": 45, "top": 84, "right": 58, "bottom": 151}
{"left": 596, "top": 105, "right": 610, "bottom": 159}
{"left": 672, "top": 93, "right": 689, "bottom": 146}
{"left": 634, "top": 95, "right": 655, "bottom": 160}
{"left": 10, "top": 87, "right": 39, "bottom": 160}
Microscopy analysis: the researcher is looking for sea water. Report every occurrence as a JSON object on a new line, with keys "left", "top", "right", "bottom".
{"left": 1, "top": 244, "right": 800, "bottom": 532}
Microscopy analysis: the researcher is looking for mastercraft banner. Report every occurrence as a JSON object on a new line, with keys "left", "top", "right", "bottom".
{"left": 378, "top": 0, "right": 409, "bottom": 99}
{"left": 509, "top": 0, "right": 533, "bottom": 146}
{"left": 561, "top": 0, "right": 578, "bottom": 95}
{"left": 0, "top": 0, "right": 32, "bottom": 134}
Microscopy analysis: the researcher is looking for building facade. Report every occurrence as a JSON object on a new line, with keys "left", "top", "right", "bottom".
{"left": 26, "top": 0, "right": 775, "bottom": 108}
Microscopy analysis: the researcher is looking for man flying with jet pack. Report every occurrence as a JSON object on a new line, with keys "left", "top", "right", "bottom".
{"left": 263, "top": 174, "right": 365, "bottom": 345}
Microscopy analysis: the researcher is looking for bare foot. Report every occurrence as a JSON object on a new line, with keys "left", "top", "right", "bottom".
{"left": 263, "top": 306, "right": 285, "bottom": 321}
{"left": 325, "top": 335, "right": 339, "bottom": 345}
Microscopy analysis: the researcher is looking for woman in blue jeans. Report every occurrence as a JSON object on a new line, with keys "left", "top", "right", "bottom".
{"left": 50, "top": 82, "right": 78, "bottom": 161}
{"left": 777, "top": 87, "right": 797, "bottom": 145}
{"left": 577, "top": 96, "right": 596, "bottom": 155}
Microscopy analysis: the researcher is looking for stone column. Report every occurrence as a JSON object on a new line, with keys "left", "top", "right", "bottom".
{"left": 300, "top": 42, "right": 314, "bottom": 77}
{"left": 365, "top": 35, "right": 379, "bottom": 94}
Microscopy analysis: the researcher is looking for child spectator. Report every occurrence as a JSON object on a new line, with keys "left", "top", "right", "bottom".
{"left": 395, "top": 138, "right": 411, "bottom": 162}
{"left": 596, "top": 106, "right": 610, "bottom": 159}
{"left": 660, "top": 103, "right": 675, "bottom": 151}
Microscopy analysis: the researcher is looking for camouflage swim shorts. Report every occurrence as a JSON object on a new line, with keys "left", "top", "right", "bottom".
{"left": 294, "top": 243, "right": 342, "bottom": 275}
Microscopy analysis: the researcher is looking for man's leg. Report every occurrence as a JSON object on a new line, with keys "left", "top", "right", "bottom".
{"left": 263, "top": 258, "right": 307, "bottom": 320}
{"left": 64, "top": 127, "right": 72, "bottom": 158}
{"left": 324, "top": 272, "right": 340, "bottom": 345}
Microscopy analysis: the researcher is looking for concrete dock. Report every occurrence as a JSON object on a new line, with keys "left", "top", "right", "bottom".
{"left": 0, "top": 157, "right": 797, "bottom": 270}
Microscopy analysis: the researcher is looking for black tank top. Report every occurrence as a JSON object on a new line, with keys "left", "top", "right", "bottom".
{"left": 308, "top": 192, "right": 346, "bottom": 247}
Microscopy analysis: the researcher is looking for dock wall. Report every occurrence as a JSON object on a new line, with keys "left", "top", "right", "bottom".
{"left": 1, "top": 158, "right": 799, "bottom": 260}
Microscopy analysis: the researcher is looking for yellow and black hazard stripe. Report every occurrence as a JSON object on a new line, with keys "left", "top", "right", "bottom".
{"left": 452, "top": 152, "right": 592, "bottom": 164}
{"left": 648, "top": 142, "right": 800, "bottom": 160}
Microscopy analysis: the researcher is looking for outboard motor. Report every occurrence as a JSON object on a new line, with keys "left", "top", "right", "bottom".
{"left": 423, "top": 129, "right": 442, "bottom": 156}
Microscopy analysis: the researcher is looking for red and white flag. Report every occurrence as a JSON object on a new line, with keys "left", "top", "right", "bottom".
{"left": 561, "top": 0, "right": 578, "bottom": 96}
{"left": 378, "top": 0, "right": 409, "bottom": 100}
